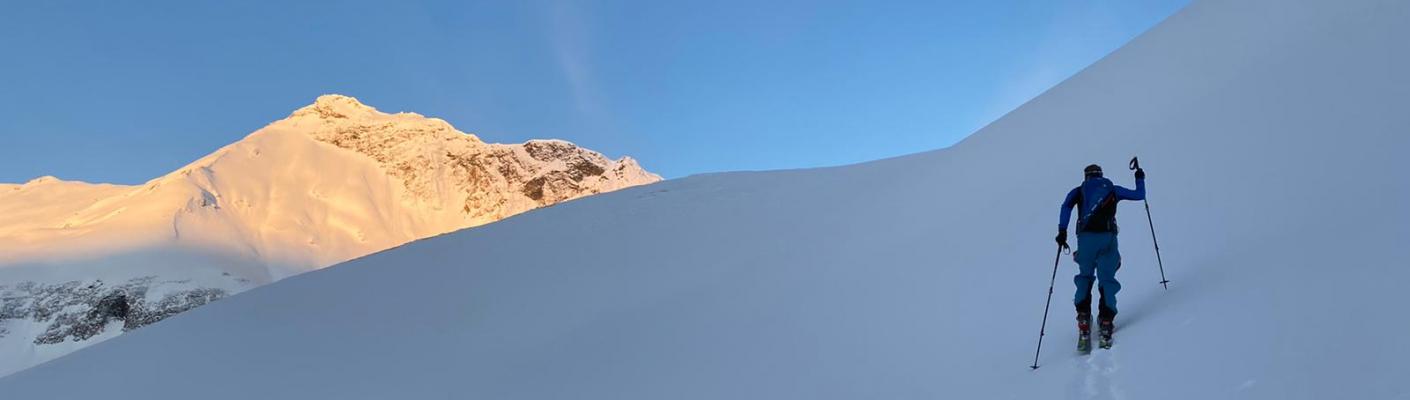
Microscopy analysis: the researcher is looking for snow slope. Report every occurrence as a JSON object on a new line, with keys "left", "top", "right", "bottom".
{"left": 3, "top": 0, "right": 1408, "bottom": 398}
{"left": 0, "top": 95, "right": 658, "bottom": 377}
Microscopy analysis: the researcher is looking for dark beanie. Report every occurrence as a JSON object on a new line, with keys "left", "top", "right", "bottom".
{"left": 1084, "top": 164, "right": 1103, "bottom": 178}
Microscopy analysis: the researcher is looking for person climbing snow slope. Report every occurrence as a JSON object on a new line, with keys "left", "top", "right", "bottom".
{"left": 1056, "top": 163, "right": 1145, "bottom": 350}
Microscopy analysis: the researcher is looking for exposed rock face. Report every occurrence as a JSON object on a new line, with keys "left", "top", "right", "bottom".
{"left": 290, "top": 95, "right": 658, "bottom": 221}
{"left": 0, "top": 279, "right": 226, "bottom": 346}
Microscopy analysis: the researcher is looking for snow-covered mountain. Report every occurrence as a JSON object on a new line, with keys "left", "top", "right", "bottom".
{"left": 3, "top": 0, "right": 1409, "bottom": 398}
{"left": 0, "top": 95, "right": 659, "bottom": 377}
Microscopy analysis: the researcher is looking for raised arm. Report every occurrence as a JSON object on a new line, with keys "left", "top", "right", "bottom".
{"left": 1114, "top": 177, "right": 1146, "bottom": 201}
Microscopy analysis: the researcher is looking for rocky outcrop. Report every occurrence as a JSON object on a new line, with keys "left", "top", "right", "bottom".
{"left": 0, "top": 278, "right": 228, "bottom": 345}
{"left": 290, "top": 95, "right": 659, "bottom": 219}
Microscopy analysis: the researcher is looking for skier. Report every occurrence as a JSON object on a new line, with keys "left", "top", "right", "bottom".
{"left": 1056, "top": 163, "right": 1145, "bottom": 350}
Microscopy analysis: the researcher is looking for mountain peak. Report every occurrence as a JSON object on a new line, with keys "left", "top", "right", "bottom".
{"left": 24, "top": 176, "right": 61, "bottom": 185}
{"left": 289, "top": 94, "right": 379, "bottom": 120}
{"left": 0, "top": 92, "right": 661, "bottom": 379}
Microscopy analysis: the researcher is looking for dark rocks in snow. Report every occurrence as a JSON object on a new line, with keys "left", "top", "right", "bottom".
{"left": 0, "top": 278, "right": 227, "bottom": 345}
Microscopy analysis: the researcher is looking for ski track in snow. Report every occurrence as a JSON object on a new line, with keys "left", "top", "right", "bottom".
{"left": 1068, "top": 349, "right": 1122, "bottom": 400}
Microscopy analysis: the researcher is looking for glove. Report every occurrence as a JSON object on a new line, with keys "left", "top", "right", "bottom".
{"left": 1055, "top": 229, "right": 1068, "bottom": 249}
{"left": 1134, "top": 168, "right": 1146, "bottom": 180}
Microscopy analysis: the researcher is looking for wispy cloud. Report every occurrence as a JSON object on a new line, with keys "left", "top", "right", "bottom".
{"left": 547, "top": 1, "right": 608, "bottom": 124}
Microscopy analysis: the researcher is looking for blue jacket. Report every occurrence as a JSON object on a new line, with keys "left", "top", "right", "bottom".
{"left": 1059, "top": 177, "right": 1145, "bottom": 232}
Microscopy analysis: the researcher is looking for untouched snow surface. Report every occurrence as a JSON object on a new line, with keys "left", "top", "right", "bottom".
{"left": 3, "top": 0, "right": 1408, "bottom": 398}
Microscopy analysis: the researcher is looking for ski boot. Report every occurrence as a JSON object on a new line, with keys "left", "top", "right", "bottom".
{"left": 1098, "top": 319, "right": 1114, "bottom": 349}
{"left": 1076, "top": 314, "right": 1092, "bottom": 353}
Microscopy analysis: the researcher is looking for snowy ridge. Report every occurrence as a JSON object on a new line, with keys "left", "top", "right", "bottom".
{"left": 0, "top": 95, "right": 659, "bottom": 377}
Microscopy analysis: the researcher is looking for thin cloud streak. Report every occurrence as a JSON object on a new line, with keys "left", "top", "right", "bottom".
{"left": 547, "top": 1, "right": 608, "bottom": 126}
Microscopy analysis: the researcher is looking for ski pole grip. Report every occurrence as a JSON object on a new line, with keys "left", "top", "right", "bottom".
{"left": 1129, "top": 157, "right": 1140, "bottom": 171}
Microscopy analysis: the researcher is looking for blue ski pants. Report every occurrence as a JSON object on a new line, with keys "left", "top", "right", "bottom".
{"left": 1074, "top": 232, "right": 1121, "bottom": 320}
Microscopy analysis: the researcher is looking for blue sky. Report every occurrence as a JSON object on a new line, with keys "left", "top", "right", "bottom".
{"left": 0, "top": 0, "right": 1185, "bottom": 183}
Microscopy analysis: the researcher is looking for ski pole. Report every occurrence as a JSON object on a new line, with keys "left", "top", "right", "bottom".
{"left": 1130, "top": 157, "right": 1170, "bottom": 290}
{"left": 1030, "top": 243, "right": 1067, "bottom": 370}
